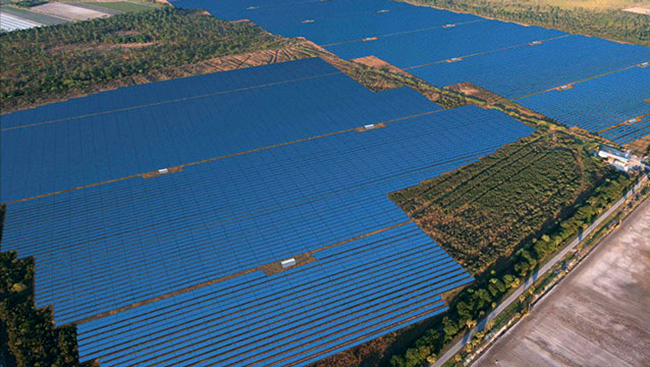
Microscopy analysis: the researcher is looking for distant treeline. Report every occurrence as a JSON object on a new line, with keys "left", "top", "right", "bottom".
{"left": 0, "top": 8, "right": 290, "bottom": 113}
{"left": 0, "top": 249, "right": 79, "bottom": 367}
{"left": 406, "top": 0, "right": 650, "bottom": 47}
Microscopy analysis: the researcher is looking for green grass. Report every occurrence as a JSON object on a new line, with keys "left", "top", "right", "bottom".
{"left": 83, "top": 1, "right": 158, "bottom": 13}
{"left": 390, "top": 132, "right": 608, "bottom": 275}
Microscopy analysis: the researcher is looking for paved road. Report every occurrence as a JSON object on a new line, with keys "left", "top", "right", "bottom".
{"left": 474, "top": 181, "right": 650, "bottom": 366}
{"left": 432, "top": 175, "right": 648, "bottom": 367}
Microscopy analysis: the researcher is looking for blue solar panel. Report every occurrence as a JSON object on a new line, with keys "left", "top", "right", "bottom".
{"left": 520, "top": 65, "right": 650, "bottom": 144}
{"left": 5, "top": 0, "right": 646, "bottom": 364}
{"left": 409, "top": 36, "right": 650, "bottom": 99}
{"left": 170, "top": 0, "right": 650, "bottom": 140}
{"left": 175, "top": 0, "right": 482, "bottom": 46}
{"left": 1, "top": 58, "right": 438, "bottom": 203}
{"left": 1, "top": 75, "right": 533, "bottom": 365}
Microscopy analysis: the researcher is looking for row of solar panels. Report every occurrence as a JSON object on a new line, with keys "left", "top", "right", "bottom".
{"left": 170, "top": 0, "right": 650, "bottom": 147}
{"left": 75, "top": 223, "right": 471, "bottom": 367}
{"left": 172, "top": 0, "right": 650, "bottom": 101}
{"left": 521, "top": 65, "right": 650, "bottom": 145}
{"left": 0, "top": 58, "right": 437, "bottom": 203}
{"left": 3, "top": 105, "right": 532, "bottom": 327}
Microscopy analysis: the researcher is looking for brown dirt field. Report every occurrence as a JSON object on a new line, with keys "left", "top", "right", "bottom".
{"left": 188, "top": 43, "right": 314, "bottom": 72}
{"left": 351, "top": 56, "right": 412, "bottom": 77}
{"left": 446, "top": 81, "right": 503, "bottom": 105}
{"left": 231, "top": 18, "right": 255, "bottom": 25}
{"left": 622, "top": 5, "right": 650, "bottom": 15}
{"left": 474, "top": 196, "right": 650, "bottom": 367}
{"left": 32, "top": 2, "right": 110, "bottom": 21}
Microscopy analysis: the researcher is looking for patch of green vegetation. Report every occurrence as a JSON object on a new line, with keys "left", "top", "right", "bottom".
{"left": 390, "top": 164, "right": 634, "bottom": 367}
{"left": 343, "top": 63, "right": 471, "bottom": 109}
{"left": 404, "top": 0, "right": 650, "bottom": 47}
{"left": 390, "top": 132, "right": 608, "bottom": 274}
{"left": 0, "top": 248, "right": 79, "bottom": 367}
{"left": 0, "top": 8, "right": 292, "bottom": 113}
{"left": 85, "top": 1, "right": 157, "bottom": 13}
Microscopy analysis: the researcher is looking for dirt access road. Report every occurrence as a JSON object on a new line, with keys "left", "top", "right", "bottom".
{"left": 474, "top": 195, "right": 650, "bottom": 367}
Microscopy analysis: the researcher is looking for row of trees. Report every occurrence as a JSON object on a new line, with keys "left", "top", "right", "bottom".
{"left": 0, "top": 248, "right": 79, "bottom": 367}
{"left": 410, "top": 0, "right": 650, "bottom": 47}
{"left": 390, "top": 132, "right": 606, "bottom": 274}
{"left": 391, "top": 169, "right": 634, "bottom": 367}
{"left": 0, "top": 8, "right": 290, "bottom": 112}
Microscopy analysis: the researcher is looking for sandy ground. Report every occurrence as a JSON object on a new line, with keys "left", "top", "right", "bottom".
{"left": 351, "top": 56, "right": 415, "bottom": 78}
{"left": 32, "top": 3, "right": 110, "bottom": 21}
{"left": 474, "top": 196, "right": 650, "bottom": 367}
{"left": 623, "top": 5, "right": 650, "bottom": 15}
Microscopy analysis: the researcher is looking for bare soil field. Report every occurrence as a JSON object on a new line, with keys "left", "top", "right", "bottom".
{"left": 351, "top": 56, "right": 411, "bottom": 77}
{"left": 31, "top": 3, "right": 111, "bottom": 21}
{"left": 623, "top": 4, "right": 650, "bottom": 15}
{"left": 474, "top": 196, "right": 650, "bottom": 367}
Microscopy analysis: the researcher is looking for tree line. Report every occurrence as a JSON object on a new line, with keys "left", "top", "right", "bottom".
{"left": 1, "top": 249, "right": 79, "bottom": 367}
{"left": 408, "top": 0, "right": 650, "bottom": 47}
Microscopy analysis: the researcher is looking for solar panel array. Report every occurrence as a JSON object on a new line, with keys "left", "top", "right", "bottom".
{"left": 171, "top": 0, "right": 650, "bottom": 143}
{"left": 520, "top": 65, "right": 650, "bottom": 145}
{"left": 1, "top": 55, "right": 533, "bottom": 365}
{"left": 1, "top": 59, "right": 436, "bottom": 203}
{"left": 2, "top": 0, "right": 647, "bottom": 365}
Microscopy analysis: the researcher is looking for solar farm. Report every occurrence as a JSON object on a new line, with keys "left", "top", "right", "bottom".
{"left": 172, "top": 0, "right": 650, "bottom": 141}
{"left": 0, "top": 0, "right": 648, "bottom": 366}
{"left": 1, "top": 57, "right": 534, "bottom": 365}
